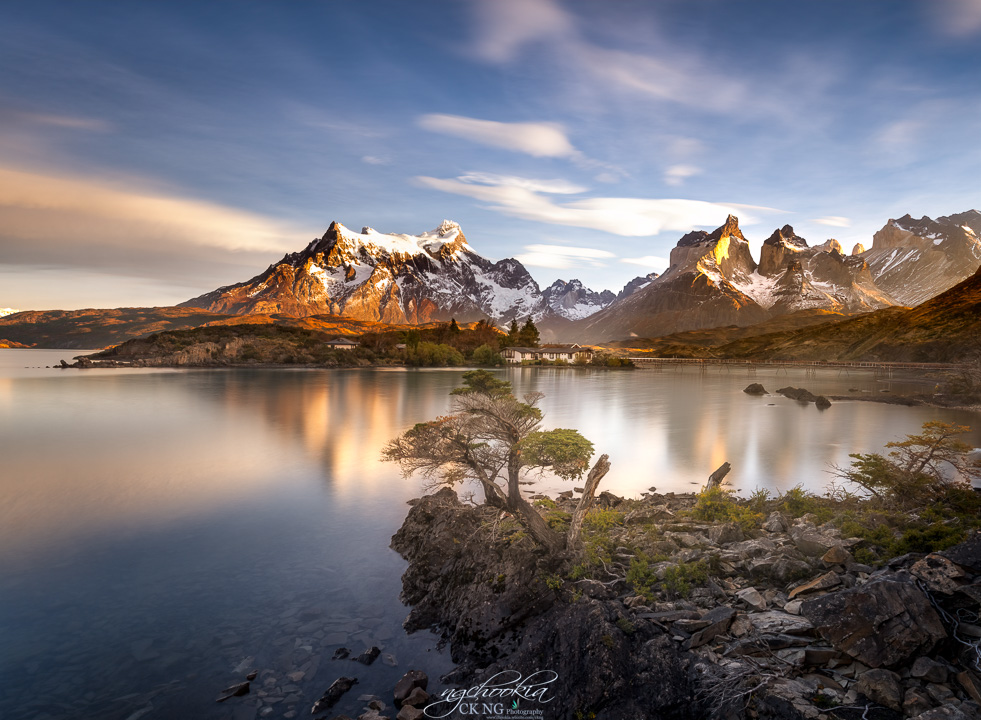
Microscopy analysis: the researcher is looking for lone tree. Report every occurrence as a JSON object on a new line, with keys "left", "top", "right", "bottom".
{"left": 383, "top": 370, "right": 610, "bottom": 554}
{"left": 517, "top": 318, "right": 540, "bottom": 348}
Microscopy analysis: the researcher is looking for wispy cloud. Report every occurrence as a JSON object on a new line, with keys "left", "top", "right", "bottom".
{"left": 812, "top": 216, "right": 850, "bottom": 228}
{"left": 456, "top": 172, "right": 586, "bottom": 194}
{"left": 664, "top": 164, "right": 701, "bottom": 186}
{"left": 0, "top": 166, "right": 311, "bottom": 287}
{"left": 416, "top": 174, "right": 740, "bottom": 237}
{"left": 470, "top": 0, "right": 748, "bottom": 114}
{"left": 621, "top": 255, "right": 669, "bottom": 272}
{"left": 932, "top": 0, "right": 981, "bottom": 37}
{"left": 418, "top": 114, "right": 579, "bottom": 159}
{"left": 516, "top": 243, "right": 614, "bottom": 269}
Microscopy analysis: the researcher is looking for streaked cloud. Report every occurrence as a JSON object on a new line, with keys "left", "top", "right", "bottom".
{"left": 933, "top": 0, "right": 981, "bottom": 37}
{"left": 456, "top": 172, "right": 586, "bottom": 194}
{"left": 470, "top": 0, "right": 747, "bottom": 113}
{"left": 516, "top": 243, "right": 615, "bottom": 270}
{"left": 418, "top": 114, "right": 579, "bottom": 158}
{"left": 361, "top": 155, "right": 388, "bottom": 165}
{"left": 416, "top": 174, "right": 741, "bottom": 237}
{"left": 0, "top": 166, "right": 311, "bottom": 287}
{"left": 812, "top": 216, "right": 851, "bottom": 228}
{"left": 664, "top": 164, "right": 701, "bottom": 187}
{"left": 621, "top": 255, "right": 669, "bottom": 271}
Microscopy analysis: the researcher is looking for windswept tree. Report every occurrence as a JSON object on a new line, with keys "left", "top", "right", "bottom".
{"left": 383, "top": 370, "right": 610, "bottom": 554}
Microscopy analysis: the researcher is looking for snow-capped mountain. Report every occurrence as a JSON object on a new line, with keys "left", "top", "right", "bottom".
{"left": 571, "top": 216, "right": 897, "bottom": 342}
{"left": 540, "top": 279, "right": 615, "bottom": 321}
{"left": 860, "top": 211, "right": 981, "bottom": 306}
{"left": 573, "top": 216, "right": 769, "bottom": 340}
{"left": 616, "top": 272, "right": 659, "bottom": 301}
{"left": 181, "top": 220, "right": 610, "bottom": 324}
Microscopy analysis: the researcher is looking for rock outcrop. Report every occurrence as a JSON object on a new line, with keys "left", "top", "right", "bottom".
{"left": 392, "top": 488, "right": 981, "bottom": 720}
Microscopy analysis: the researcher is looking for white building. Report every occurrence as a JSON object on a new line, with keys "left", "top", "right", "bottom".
{"left": 501, "top": 345, "right": 592, "bottom": 364}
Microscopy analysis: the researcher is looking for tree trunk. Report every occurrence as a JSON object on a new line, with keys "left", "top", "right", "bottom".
{"left": 566, "top": 454, "right": 611, "bottom": 553}
{"left": 479, "top": 478, "right": 508, "bottom": 509}
{"left": 512, "top": 494, "right": 564, "bottom": 555}
{"left": 505, "top": 448, "right": 522, "bottom": 511}
{"left": 704, "top": 462, "right": 731, "bottom": 491}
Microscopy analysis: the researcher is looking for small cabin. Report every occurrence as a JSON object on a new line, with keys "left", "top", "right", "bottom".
{"left": 501, "top": 345, "right": 592, "bottom": 364}
{"left": 323, "top": 338, "right": 359, "bottom": 350}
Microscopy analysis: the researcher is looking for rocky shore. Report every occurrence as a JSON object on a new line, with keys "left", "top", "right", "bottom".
{"left": 388, "top": 488, "right": 981, "bottom": 720}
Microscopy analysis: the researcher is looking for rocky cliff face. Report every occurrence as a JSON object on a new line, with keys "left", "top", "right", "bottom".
{"left": 182, "top": 220, "right": 548, "bottom": 324}
{"left": 181, "top": 220, "right": 617, "bottom": 326}
{"left": 572, "top": 216, "right": 890, "bottom": 342}
{"left": 540, "top": 279, "right": 616, "bottom": 321}
{"left": 862, "top": 211, "right": 981, "bottom": 306}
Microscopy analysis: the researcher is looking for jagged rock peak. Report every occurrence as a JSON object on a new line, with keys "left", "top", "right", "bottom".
{"left": 708, "top": 214, "right": 746, "bottom": 243}
{"left": 816, "top": 238, "right": 843, "bottom": 255}
{"left": 764, "top": 225, "right": 808, "bottom": 249}
{"left": 851, "top": 243, "right": 866, "bottom": 255}
{"left": 676, "top": 229, "right": 711, "bottom": 247}
{"left": 434, "top": 219, "right": 461, "bottom": 235}
{"left": 617, "top": 272, "right": 659, "bottom": 300}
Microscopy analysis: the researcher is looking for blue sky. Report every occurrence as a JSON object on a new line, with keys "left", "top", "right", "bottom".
{"left": 1, "top": 0, "right": 980, "bottom": 310}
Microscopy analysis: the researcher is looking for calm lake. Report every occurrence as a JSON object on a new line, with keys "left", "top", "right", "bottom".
{"left": 2, "top": 349, "right": 979, "bottom": 719}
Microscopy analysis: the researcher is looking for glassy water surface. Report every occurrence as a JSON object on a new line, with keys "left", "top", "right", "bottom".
{"left": 1, "top": 350, "right": 979, "bottom": 719}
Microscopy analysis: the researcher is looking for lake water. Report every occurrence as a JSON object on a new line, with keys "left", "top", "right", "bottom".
{"left": 2, "top": 349, "right": 979, "bottom": 719}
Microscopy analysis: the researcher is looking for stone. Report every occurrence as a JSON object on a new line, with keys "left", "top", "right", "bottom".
{"left": 903, "top": 688, "right": 934, "bottom": 718}
{"left": 402, "top": 687, "right": 429, "bottom": 707}
{"left": 957, "top": 670, "right": 981, "bottom": 705}
{"left": 709, "top": 523, "right": 744, "bottom": 545}
{"left": 311, "top": 677, "right": 358, "bottom": 715}
{"left": 762, "top": 512, "right": 789, "bottom": 533}
{"left": 216, "top": 682, "right": 250, "bottom": 703}
{"left": 685, "top": 606, "right": 736, "bottom": 649}
{"left": 814, "top": 396, "right": 832, "bottom": 409}
{"left": 821, "top": 545, "right": 852, "bottom": 566}
{"left": 743, "top": 383, "right": 767, "bottom": 395}
{"left": 770, "top": 558, "right": 812, "bottom": 584}
{"left": 353, "top": 646, "right": 381, "bottom": 665}
{"left": 803, "top": 647, "right": 839, "bottom": 665}
{"left": 356, "top": 711, "right": 389, "bottom": 720}
{"left": 396, "top": 707, "right": 425, "bottom": 720}
{"left": 393, "top": 670, "right": 428, "bottom": 706}
{"left": 730, "top": 538, "right": 777, "bottom": 558}
{"left": 940, "top": 532, "right": 981, "bottom": 573}
{"left": 911, "top": 657, "right": 949, "bottom": 684}
{"left": 735, "top": 587, "right": 767, "bottom": 611}
{"left": 926, "top": 683, "right": 957, "bottom": 705}
{"left": 788, "top": 572, "right": 841, "bottom": 599}
{"left": 792, "top": 529, "right": 838, "bottom": 557}
{"left": 856, "top": 668, "right": 903, "bottom": 711}
{"left": 332, "top": 647, "right": 351, "bottom": 660}
{"left": 746, "top": 611, "right": 815, "bottom": 636}
{"left": 368, "top": 700, "right": 387, "bottom": 711}
{"left": 783, "top": 600, "right": 803, "bottom": 615}
{"left": 911, "top": 553, "right": 968, "bottom": 595}
{"left": 801, "top": 576, "right": 947, "bottom": 668}
{"left": 246, "top": 670, "right": 258, "bottom": 681}
{"left": 915, "top": 705, "right": 972, "bottom": 720}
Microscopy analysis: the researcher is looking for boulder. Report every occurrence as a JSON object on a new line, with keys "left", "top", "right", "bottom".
{"left": 788, "top": 572, "right": 841, "bottom": 599}
{"left": 791, "top": 528, "right": 838, "bottom": 557}
{"left": 903, "top": 688, "right": 933, "bottom": 717}
{"left": 709, "top": 522, "right": 745, "bottom": 545}
{"left": 800, "top": 576, "right": 947, "bottom": 667}
{"left": 354, "top": 646, "right": 381, "bottom": 665}
{"left": 685, "top": 606, "right": 736, "bottom": 649}
{"left": 911, "top": 656, "right": 949, "bottom": 684}
{"left": 215, "top": 681, "right": 250, "bottom": 703}
{"left": 312, "top": 677, "right": 358, "bottom": 714}
{"left": 735, "top": 587, "right": 767, "bottom": 611}
{"left": 940, "top": 532, "right": 981, "bottom": 573}
{"left": 393, "top": 670, "right": 428, "bottom": 706}
{"left": 856, "top": 668, "right": 903, "bottom": 711}
{"left": 746, "top": 611, "right": 814, "bottom": 636}
{"left": 821, "top": 545, "right": 852, "bottom": 566}
{"left": 762, "top": 511, "right": 789, "bottom": 533}
{"left": 402, "top": 686, "right": 430, "bottom": 707}
{"left": 397, "top": 707, "right": 425, "bottom": 720}
{"left": 911, "top": 553, "right": 968, "bottom": 595}
{"left": 743, "top": 383, "right": 767, "bottom": 395}
{"left": 814, "top": 396, "right": 832, "bottom": 409}
{"left": 770, "top": 558, "right": 813, "bottom": 584}
{"left": 914, "top": 705, "right": 973, "bottom": 720}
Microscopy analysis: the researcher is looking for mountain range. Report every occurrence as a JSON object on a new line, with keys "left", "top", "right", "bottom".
{"left": 181, "top": 210, "right": 981, "bottom": 342}
{"left": 4, "top": 209, "right": 979, "bottom": 349}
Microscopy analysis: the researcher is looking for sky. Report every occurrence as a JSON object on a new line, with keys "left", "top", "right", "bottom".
{"left": 1, "top": 0, "right": 980, "bottom": 310}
